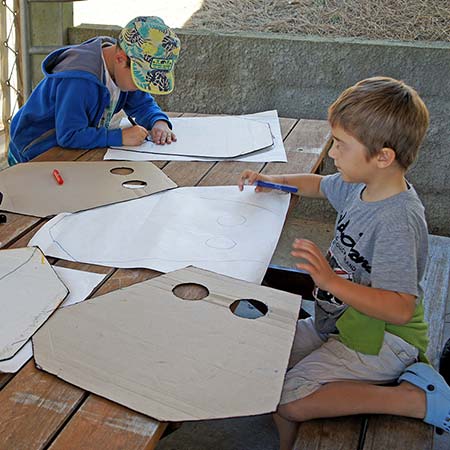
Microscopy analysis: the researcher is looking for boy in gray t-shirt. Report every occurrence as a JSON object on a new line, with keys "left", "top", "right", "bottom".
{"left": 239, "top": 77, "right": 450, "bottom": 449}
{"left": 315, "top": 172, "right": 428, "bottom": 339}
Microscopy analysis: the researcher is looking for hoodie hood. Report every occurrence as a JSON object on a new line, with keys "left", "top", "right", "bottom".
{"left": 43, "top": 37, "right": 117, "bottom": 83}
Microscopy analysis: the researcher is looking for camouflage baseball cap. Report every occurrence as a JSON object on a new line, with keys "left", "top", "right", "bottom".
{"left": 118, "top": 16, "right": 180, "bottom": 95}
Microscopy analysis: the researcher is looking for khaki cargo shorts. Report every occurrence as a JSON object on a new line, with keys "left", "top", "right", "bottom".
{"left": 280, "top": 317, "right": 419, "bottom": 405}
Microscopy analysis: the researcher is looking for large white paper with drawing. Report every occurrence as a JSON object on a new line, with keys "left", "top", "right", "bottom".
{"left": 0, "top": 266, "right": 106, "bottom": 373}
{"left": 29, "top": 186, "right": 290, "bottom": 284}
{"left": 110, "top": 115, "right": 272, "bottom": 158}
{"left": 104, "top": 110, "right": 288, "bottom": 162}
{"left": 0, "top": 247, "right": 68, "bottom": 361}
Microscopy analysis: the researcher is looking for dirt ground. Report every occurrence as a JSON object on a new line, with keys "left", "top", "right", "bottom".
{"left": 184, "top": 0, "right": 450, "bottom": 42}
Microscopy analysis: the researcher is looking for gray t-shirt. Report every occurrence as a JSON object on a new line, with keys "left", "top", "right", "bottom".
{"left": 315, "top": 173, "right": 428, "bottom": 334}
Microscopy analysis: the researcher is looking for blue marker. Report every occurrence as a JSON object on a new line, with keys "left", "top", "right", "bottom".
{"left": 255, "top": 180, "right": 298, "bottom": 193}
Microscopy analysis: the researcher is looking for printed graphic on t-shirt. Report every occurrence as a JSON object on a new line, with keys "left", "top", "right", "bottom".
{"left": 314, "top": 251, "right": 352, "bottom": 306}
{"left": 332, "top": 211, "right": 372, "bottom": 274}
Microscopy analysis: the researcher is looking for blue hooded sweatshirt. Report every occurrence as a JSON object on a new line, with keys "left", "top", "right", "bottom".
{"left": 8, "top": 37, "right": 171, "bottom": 164}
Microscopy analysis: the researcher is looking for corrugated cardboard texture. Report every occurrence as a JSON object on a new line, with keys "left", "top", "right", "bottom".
{"left": 33, "top": 266, "right": 301, "bottom": 421}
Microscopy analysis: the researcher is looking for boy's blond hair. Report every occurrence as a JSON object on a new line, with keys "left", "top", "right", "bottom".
{"left": 328, "top": 77, "right": 429, "bottom": 170}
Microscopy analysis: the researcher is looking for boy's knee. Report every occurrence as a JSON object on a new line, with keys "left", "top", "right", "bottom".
{"left": 277, "top": 402, "right": 301, "bottom": 422}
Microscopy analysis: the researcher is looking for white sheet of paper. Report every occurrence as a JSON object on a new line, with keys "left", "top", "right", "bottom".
{"left": 0, "top": 247, "right": 68, "bottom": 361}
{"left": 112, "top": 116, "right": 273, "bottom": 158}
{"left": 0, "top": 266, "right": 106, "bottom": 373}
{"left": 29, "top": 186, "right": 290, "bottom": 284}
{"left": 104, "top": 110, "right": 288, "bottom": 162}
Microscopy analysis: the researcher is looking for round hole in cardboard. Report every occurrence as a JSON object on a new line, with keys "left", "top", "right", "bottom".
{"left": 230, "top": 299, "right": 268, "bottom": 319}
{"left": 110, "top": 167, "right": 134, "bottom": 175}
{"left": 172, "top": 283, "right": 209, "bottom": 301}
{"left": 122, "top": 180, "right": 147, "bottom": 189}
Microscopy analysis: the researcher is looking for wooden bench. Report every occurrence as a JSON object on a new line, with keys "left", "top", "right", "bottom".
{"left": 264, "top": 234, "right": 450, "bottom": 450}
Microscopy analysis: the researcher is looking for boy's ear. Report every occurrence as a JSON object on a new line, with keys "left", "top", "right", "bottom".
{"left": 115, "top": 49, "right": 129, "bottom": 67}
{"left": 376, "top": 147, "right": 396, "bottom": 168}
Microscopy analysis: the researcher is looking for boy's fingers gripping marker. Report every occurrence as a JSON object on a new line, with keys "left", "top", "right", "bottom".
{"left": 53, "top": 169, "right": 64, "bottom": 185}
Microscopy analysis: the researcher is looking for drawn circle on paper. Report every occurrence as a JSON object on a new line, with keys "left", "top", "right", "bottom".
{"left": 205, "top": 236, "right": 236, "bottom": 249}
{"left": 230, "top": 299, "right": 268, "bottom": 319}
{"left": 122, "top": 180, "right": 147, "bottom": 189}
{"left": 110, "top": 167, "right": 134, "bottom": 175}
{"left": 217, "top": 213, "right": 246, "bottom": 227}
{"left": 173, "top": 283, "right": 209, "bottom": 301}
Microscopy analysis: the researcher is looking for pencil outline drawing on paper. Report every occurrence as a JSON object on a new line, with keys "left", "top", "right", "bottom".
{"left": 29, "top": 186, "right": 290, "bottom": 283}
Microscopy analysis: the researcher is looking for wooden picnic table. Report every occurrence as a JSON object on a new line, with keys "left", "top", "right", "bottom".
{"left": 0, "top": 113, "right": 331, "bottom": 450}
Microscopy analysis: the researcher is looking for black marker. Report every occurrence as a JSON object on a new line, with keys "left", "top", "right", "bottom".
{"left": 127, "top": 116, "right": 150, "bottom": 141}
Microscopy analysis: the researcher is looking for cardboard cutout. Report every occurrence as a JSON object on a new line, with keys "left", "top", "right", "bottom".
{"left": 33, "top": 266, "right": 301, "bottom": 421}
{"left": 0, "top": 161, "right": 176, "bottom": 217}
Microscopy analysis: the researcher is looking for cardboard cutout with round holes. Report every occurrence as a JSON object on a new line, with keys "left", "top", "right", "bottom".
{"left": 33, "top": 266, "right": 302, "bottom": 421}
{"left": 0, "top": 161, "right": 176, "bottom": 217}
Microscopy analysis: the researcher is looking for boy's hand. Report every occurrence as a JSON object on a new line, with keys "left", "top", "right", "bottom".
{"left": 122, "top": 125, "right": 149, "bottom": 146}
{"left": 151, "top": 120, "right": 177, "bottom": 145}
{"left": 238, "top": 170, "right": 272, "bottom": 192}
{"left": 291, "top": 239, "right": 337, "bottom": 292}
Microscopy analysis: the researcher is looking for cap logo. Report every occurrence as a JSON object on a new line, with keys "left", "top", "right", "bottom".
{"left": 150, "top": 58, "right": 174, "bottom": 71}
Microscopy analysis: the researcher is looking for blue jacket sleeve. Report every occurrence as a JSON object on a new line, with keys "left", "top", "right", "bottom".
{"left": 123, "top": 90, "right": 172, "bottom": 130}
{"left": 54, "top": 78, "right": 122, "bottom": 149}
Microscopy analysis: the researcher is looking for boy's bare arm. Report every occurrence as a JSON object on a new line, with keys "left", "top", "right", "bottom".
{"left": 238, "top": 170, "right": 325, "bottom": 198}
{"left": 292, "top": 239, "right": 416, "bottom": 325}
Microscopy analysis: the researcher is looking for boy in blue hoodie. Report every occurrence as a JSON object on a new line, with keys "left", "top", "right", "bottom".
{"left": 8, "top": 16, "right": 179, "bottom": 165}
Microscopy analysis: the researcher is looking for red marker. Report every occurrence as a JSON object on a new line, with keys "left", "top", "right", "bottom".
{"left": 53, "top": 169, "right": 64, "bottom": 185}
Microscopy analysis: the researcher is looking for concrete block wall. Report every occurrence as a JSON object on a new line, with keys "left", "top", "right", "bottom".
{"left": 64, "top": 26, "right": 450, "bottom": 235}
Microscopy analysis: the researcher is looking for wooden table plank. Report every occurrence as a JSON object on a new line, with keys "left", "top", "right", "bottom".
{"left": 8, "top": 220, "right": 48, "bottom": 249}
{"left": 362, "top": 415, "right": 433, "bottom": 450}
{"left": 162, "top": 160, "right": 216, "bottom": 187}
{"left": 0, "top": 373, "right": 13, "bottom": 389}
{"left": 262, "top": 119, "right": 331, "bottom": 177}
{"left": 93, "top": 267, "right": 161, "bottom": 296}
{"left": 0, "top": 213, "right": 42, "bottom": 249}
{"left": 48, "top": 395, "right": 167, "bottom": 450}
{"left": 33, "top": 146, "right": 90, "bottom": 162}
{"left": 75, "top": 146, "right": 167, "bottom": 170}
{"left": 0, "top": 361, "right": 86, "bottom": 450}
{"left": 199, "top": 160, "right": 263, "bottom": 186}
{"left": 279, "top": 117, "right": 299, "bottom": 139}
{"left": 293, "top": 416, "right": 364, "bottom": 450}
